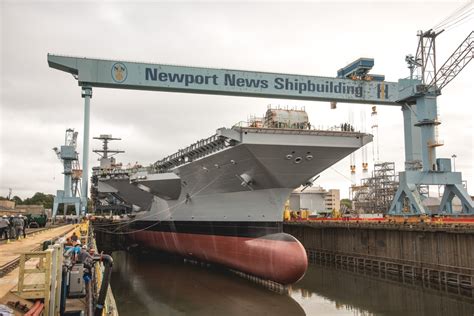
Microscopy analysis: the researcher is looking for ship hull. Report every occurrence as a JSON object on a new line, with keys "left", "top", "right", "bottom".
{"left": 130, "top": 221, "right": 307, "bottom": 285}
{"left": 99, "top": 127, "right": 372, "bottom": 284}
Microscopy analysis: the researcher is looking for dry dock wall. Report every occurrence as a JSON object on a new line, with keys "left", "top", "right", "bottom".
{"left": 284, "top": 222, "right": 474, "bottom": 288}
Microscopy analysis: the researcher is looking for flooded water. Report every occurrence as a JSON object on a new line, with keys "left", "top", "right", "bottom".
{"left": 110, "top": 251, "right": 474, "bottom": 316}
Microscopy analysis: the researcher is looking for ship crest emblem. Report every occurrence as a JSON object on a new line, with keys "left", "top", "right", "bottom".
{"left": 111, "top": 62, "right": 127, "bottom": 83}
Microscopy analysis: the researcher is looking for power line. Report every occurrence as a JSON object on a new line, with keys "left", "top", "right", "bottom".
{"left": 433, "top": 1, "right": 473, "bottom": 31}
{"left": 442, "top": 9, "right": 473, "bottom": 32}
{"left": 444, "top": 14, "right": 473, "bottom": 32}
{"left": 330, "top": 167, "right": 353, "bottom": 183}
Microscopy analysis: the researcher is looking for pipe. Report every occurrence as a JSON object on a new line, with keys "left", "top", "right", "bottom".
{"left": 60, "top": 268, "right": 68, "bottom": 315}
{"left": 24, "top": 300, "right": 41, "bottom": 316}
{"left": 94, "top": 254, "right": 113, "bottom": 316}
{"left": 87, "top": 275, "right": 94, "bottom": 316}
{"left": 31, "top": 303, "right": 44, "bottom": 316}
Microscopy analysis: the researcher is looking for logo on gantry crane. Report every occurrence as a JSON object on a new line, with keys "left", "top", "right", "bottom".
{"left": 111, "top": 62, "right": 128, "bottom": 83}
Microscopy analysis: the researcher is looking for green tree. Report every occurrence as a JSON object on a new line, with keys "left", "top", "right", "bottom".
{"left": 340, "top": 198, "right": 352, "bottom": 210}
{"left": 21, "top": 192, "right": 54, "bottom": 209}
{"left": 12, "top": 196, "right": 23, "bottom": 205}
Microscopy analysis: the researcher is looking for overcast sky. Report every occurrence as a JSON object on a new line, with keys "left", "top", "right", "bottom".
{"left": 1, "top": 0, "right": 473, "bottom": 200}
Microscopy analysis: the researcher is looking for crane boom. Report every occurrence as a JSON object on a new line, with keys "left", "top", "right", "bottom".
{"left": 430, "top": 31, "right": 474, "bottom": 91}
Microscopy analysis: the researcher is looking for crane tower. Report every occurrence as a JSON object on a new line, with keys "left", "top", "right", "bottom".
{"left": 52, "top": 128, "right": 82, "bottom": 219}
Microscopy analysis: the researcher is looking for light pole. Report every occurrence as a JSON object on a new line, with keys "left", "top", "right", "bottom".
{"left": 451, "top": 154, "right": 457, "bottom": 171}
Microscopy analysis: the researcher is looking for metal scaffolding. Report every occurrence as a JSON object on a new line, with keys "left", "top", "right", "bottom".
{"left": 350, "top": 162, "right": 399, "bottom": 214}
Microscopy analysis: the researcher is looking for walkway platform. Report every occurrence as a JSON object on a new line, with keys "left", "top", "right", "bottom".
{"left": 0, "top": 225, "right": 75, "bottom": 303}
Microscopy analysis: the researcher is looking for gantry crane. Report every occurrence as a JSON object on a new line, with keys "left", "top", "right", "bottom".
{"left": 52, "top": 128, "right": 82, "bottom": 218}
{"left": 47, "top": 29, "right": 473, "bottom": 215}
{"left": 390, "top": 30, "right": 473, "bottom": 215}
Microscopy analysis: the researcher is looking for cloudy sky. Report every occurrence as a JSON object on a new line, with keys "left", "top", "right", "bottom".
{"left": 1, "top": 0, "right": 473, "bottom": 200}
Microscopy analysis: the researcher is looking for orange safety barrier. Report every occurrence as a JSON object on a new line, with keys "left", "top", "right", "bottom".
{"left": 286, "top": 216, "right": 474, "bottom": 224}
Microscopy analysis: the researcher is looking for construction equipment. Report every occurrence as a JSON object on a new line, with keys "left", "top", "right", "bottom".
{"left": 52, "top": 129, "right": 82, "bottom": 219}
{"left": 390, "top": 30, "right": 473, "bottom": 215}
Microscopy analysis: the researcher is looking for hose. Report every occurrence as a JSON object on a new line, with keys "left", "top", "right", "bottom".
{"left": 31, "top": 303, "right": 44, "bottom": 316}
{"left": 94, "top": 254, "right": 114, "bottom": 316}
{"left": 24, "top": 300, "right": 41, "bottom": 316}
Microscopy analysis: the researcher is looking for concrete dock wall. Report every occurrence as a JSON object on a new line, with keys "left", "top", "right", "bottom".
{"left": 284, "top": 222, "right": 474, "bottom": 288}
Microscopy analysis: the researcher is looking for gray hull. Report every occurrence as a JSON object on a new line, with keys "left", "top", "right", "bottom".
{"left": 101, "top": 127, "right": 372, "bottom": 222}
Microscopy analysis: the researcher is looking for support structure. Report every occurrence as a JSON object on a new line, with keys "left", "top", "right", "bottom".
{"left": 388, "top": 84, "right": 473, "bottom": 215}
{"left": 52, "top": 129, "right": 82, "bottom": 218}
{"left": 81, "top": 87, "right": 92, "bottom": 214}
{"left": 388, "top": 30, "right": 474, "bottom": 216}
{"left": 351, "top": 162, "right": 398, "bottom": 214}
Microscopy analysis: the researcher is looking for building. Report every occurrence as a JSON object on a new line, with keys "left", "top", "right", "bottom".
{"left": 14, "top": 204, "right": 45, "bottom": 215}
{"left": 0, "top": 200, "right": 45, "bottom": 216}
{"left": 0, "top": 200, "right": 15, "bottom": 210}
{"left": 289, "top": 186, "right": 340, "bottom": 215}
{"left": 325, "top": 189, "right": 340, "bottom": 213}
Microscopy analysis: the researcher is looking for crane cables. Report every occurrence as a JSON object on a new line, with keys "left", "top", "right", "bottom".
{"left": 432, "top": 1, "right": 473, "bottom": 33}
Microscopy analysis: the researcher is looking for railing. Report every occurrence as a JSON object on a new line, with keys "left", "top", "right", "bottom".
{"left": 11, "top": 221, "right": 118, "bottom": 316}
{"left": 153, "top": 134, "right": 229, "bottom": 172}
{"left": 14, "top": 244, "right": 64, "bottom": 316}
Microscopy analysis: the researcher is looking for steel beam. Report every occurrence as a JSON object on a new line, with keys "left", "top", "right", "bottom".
{"left": 80, "top": 87, "right": 92, "bottom": 214}
{"left": 48, "top": 54, "right": 400, "bottom": 105}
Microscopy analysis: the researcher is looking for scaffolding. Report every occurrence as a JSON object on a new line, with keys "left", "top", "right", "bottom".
{"left": 350, "top": 162, "right": 399, "bottom": 214}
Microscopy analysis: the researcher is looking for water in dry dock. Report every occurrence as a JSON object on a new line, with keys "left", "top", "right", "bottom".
{"left": 110, "top": 251, "right": 474, "bottom": 316}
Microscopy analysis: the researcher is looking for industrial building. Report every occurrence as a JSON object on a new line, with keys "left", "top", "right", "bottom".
{"left": 0, "top": 200, "right": 46, "bottom": 216}
{"left": 290, "top": 186, "right": 340, "bottom": 214}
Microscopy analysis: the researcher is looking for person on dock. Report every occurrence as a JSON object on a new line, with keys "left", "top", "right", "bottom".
{"left": 0, "top": 215, "right": 9, "bottom": 240}
{"left": 77, "top": 245, "right": 93, "bottom": 265}
{"left": 63, "top": 240, "right": 82, "bottom": 265}
{"left": 78, "top": 245, "right": 94, "bottom": 284}
{"left": 64, "top": 237, "right": 73, "bottom": 246}
{"left": 19, "top": 215, "right": 26, "bottom": 238}
{"left": 12, "top": 215, "right": 23, "bottom": 240}
{"left": 71, "top": 232, "right": 78, "bottom": 243}
{"left": 8, "top": 215, "right": 15, "bottom": 240}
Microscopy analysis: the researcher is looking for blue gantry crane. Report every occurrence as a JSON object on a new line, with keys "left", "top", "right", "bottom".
{"left": 52, "top": 128, "right": 82, "bottom": 218}
{"left": 46, "top": 29, "right": 473, "bottom": 215}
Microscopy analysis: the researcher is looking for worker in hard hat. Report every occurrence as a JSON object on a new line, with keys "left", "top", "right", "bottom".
{"left": 19, "top": 215, "right": 27, "bottom": 238}
{"left": 8, "top": 215, "right": 15, "bottom": 240}
{"left": 0, "top": 215, "right": 9, "bottom": 240}
{"left": 13, "top": 215, "right": 24, "bottom": 240}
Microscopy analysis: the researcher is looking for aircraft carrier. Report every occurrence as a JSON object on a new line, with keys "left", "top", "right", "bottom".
{"left": 94, "top": 107, "right": 372, "bottom": 284}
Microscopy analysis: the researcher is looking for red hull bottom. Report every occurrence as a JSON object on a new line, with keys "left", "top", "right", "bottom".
{"left": 132, "top": 231, "right": 308, "bottom": 285}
